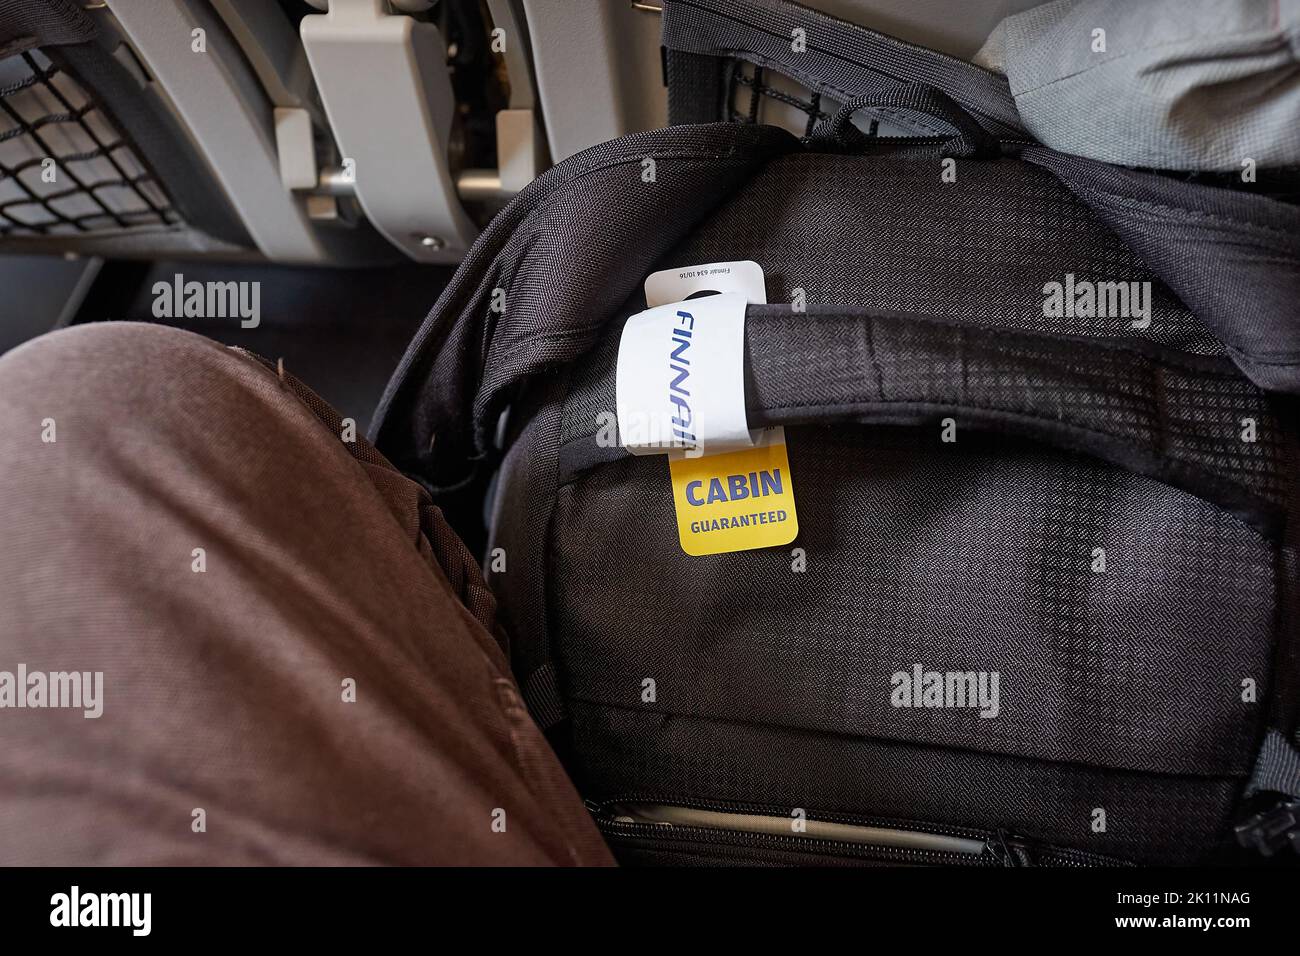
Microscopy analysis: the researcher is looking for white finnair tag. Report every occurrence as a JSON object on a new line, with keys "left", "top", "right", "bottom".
{"left": 616, "top": 291, "right": 751, "bottom": 455}
{"left": 643, "top": 260, "right": 767, "bottom": 308}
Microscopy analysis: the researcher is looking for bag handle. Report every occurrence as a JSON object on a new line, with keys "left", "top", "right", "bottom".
{"left": 558, "top": 305, "right": 1288, "bottom": 541}
{"left": 812, "top": 84, "right": 1001, "bottom": 158}
{"left": 749, "top": 307, "right": 1285, "bottom": 538}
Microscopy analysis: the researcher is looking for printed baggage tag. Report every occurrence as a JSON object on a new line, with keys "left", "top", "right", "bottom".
{"left": 669, "top": 427, "right": 798, "bottom": 556}
{"left": 618, "top": 261, "right": 766, "bottom": 456}
{"left": 616, "top": 292, "right": 752, "bottom": 455}
{"left": 644, "top": 260, "right": 767, "bottom": 308}
{"left": 622, "top": 260, "right": 796, "bottom": 555}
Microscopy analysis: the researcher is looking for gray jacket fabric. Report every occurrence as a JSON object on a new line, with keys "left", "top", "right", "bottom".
{"left": 975, "top": 0, "right": 1300, "bottom": 171}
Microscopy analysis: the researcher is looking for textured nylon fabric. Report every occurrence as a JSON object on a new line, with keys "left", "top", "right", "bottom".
{"left": 1021, "top": 147, "right": 1300, "bottom": 393}
{"left": 747, "top": 309, "right": 1288, "bottom": 518}
{"left": 568, "top": 703, "right": 1244, "bottom": 865}
{"left": 550, "top": 430, "right": 1275, "bottom": 779}
{"left": 483, "top": 377, "right": 568, "bottom": 720}
{"left": 661, "top": 152, "right": 1223, "bottom": 353}
{"left": 374, "top": 135, "right": 1300, "bottom": 515}
{"left": 0, "top": 0, "right": 93, "bottom": 59}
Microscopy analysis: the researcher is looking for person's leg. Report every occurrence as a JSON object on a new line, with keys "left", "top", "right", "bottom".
{"left": 0, "top": 322, "right": 611, "bottom": 866}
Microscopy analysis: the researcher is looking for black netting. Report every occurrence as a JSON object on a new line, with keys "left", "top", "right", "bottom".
{"left": 0, "top": 49, "right": 177, "bottom": 236}
{"left": 725, "top": 60, "right": 833, "bottom": 137}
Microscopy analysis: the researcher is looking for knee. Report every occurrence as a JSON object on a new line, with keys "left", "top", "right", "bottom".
{"left": 1, "top": 322, "right": 224, "bottom": 411}
{"left": 0, "top": 322, "right": 262, "bottom": 448}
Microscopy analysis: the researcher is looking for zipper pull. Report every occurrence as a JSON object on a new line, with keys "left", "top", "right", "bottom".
{"left": 1234, "top": 797, "right": 1300, "bottom": 856}
{"left": 984, "top": 828, "right": 1030, "bottom": 866}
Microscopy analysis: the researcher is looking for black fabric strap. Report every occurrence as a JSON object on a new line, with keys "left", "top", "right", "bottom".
{"left": 815, "top": 85, "right": 1000, "bottom": 158}
{"left": 748, "top": 307, "right": 1286, "bottom": 539}
{"left": 558, "top": 305, "right": 1289, "bottom": 541}
{"left": 661, "top": 0, "right": 1023, "bottom": 137}
{"left": 665, "top": 48, "right": 725, "bottom": 125}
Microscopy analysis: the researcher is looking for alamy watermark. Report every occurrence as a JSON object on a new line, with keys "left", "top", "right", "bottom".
{"left": 890, "top": 664, "right": 1000, "bottom": 718}
{"left": 1042, "top": 273, "right": 1151, "bottom": 329}
{"left": 152, "top": 273, "right": 261, "bottom": 328}
{"left": 0, "top": 665, "right": 103, "bottom": 718}
{"left": 50, "top": 886, "right": 150, "bottom": 936}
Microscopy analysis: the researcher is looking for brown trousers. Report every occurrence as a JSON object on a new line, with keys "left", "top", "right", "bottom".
{"left": 0, "top": 322, "right": 612, "bottom": 866}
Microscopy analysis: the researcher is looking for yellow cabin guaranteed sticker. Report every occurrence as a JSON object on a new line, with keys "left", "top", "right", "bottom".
{"left": 668, "top": 427, "right": 798, "bottom": 556}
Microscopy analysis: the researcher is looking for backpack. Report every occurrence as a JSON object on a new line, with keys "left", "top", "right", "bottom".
{"left": 372, "top": 0, "right": 1300, "bottom": 865}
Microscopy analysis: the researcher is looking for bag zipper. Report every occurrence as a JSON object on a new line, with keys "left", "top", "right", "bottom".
{"left": 588, "top": 796, "right": 1127, "bottom": 867}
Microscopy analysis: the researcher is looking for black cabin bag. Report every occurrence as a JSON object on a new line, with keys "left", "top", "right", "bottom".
{"left": 373, "top": 0, "right": 1300, "bottom": 866}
